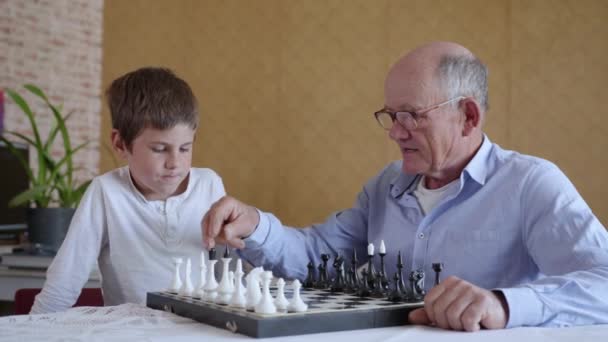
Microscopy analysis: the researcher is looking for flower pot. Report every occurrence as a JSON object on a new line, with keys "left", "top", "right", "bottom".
{"left": 26, "top": 207, "right": 76, "bottom": 254}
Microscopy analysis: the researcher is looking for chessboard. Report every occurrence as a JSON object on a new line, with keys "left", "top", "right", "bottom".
{"left": 147, "top": 287, "right": 423, "bottom": 338}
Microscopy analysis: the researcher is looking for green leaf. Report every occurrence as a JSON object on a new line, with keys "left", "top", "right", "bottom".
{"left": 8, "top": 185, "right": 49, "bottom": 207}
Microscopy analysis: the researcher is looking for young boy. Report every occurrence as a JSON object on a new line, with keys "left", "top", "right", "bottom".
{"left": 31, "top": 67, "right": 225, "bottom": 313}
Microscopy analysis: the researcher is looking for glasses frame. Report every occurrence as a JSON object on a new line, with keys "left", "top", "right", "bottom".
{"left": 374, "top": 96, "right": 465, "bottom": 130}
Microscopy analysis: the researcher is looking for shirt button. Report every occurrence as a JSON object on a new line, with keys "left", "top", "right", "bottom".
{"left": 418, "top": 233, "right": 425, "bottom": 239}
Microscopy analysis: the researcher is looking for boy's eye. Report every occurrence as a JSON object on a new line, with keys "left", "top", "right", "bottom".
{"left": 151, "top": 147, "right": 165, "bottom": 153}
{"left": 180, "top": 147, "right": 191, "bottom": 153}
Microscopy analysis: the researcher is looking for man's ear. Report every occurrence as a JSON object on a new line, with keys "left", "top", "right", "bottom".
{"left": 111, "top": 129, "right": 129, "bottom": 159}
{"left": 461, "top": 98, "right": 481, "bottom": 136}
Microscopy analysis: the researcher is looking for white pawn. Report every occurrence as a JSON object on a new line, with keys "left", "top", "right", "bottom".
{"left": 229, "top": 265, "right": 247, "bottom": 308}
{"left": 274, "top": 278, "right": 289, "bottom": 311}
{"left": 217, "top": 249, "right": 234, "bottom": 304}
{"left": 179, "top": 258, "right": 194, "bottom": 296}
{"left": 245, "top": 267, "right": 263, "bottom": 311}
{"left": 287, "top": 279, "right": 308, "bottom": 312}
{"left": 255, "top": 271, "right": 277, "bottom": 314}
{"left": 169, "top": 257, "right": 183, "bottom": 293}
{"left": 203, "top": 258, "right": 219, "bottom": 301}
{"left": 195, "top": 251, "right": 207, "bottom": 298}
{"left": 235, "top": 259, "right": 246, "bottom": 294}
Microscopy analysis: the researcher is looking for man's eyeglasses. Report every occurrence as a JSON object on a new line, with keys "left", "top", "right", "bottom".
{"left": 374, "top": 96, "right": 465, "bottom": 130}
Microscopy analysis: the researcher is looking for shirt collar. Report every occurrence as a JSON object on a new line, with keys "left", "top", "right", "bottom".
{"left": 389, "top": 134, "right": 492, "bottom": 197}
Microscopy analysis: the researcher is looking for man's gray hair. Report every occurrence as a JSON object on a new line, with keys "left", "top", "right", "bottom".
{"left": 437, "top": 55, "right": 489, "bottom": 112}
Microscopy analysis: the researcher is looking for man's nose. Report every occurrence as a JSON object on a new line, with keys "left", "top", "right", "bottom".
{"left": 388, "top": 121, "right": 411, "bottom": 141}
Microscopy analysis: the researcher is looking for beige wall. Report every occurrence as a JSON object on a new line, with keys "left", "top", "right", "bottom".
{"left": 101, "top": 0, "right": 608, "bottom": 227}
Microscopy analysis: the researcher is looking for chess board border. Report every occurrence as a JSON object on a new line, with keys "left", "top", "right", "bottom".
{"left": 146, "top": 291, "right": 423, "bottom": 338}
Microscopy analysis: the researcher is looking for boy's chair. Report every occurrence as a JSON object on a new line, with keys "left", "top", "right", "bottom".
{"left": 13, "top": 288, "right": 104, "bottom": 315}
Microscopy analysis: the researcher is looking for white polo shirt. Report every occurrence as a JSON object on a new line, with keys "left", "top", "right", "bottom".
{"left": 31, "top": 166, "right": 225, "bottom": 314}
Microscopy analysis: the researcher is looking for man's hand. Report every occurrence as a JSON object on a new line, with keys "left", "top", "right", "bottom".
{"left": 408, "top": 276, "right": 509, "bottom": 332}
{"left": 201, "top": 196, "right": 260, "bottom": 250}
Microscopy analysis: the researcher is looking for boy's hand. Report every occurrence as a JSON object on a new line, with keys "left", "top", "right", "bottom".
{"left": 408, "top": 276, "right": 508, "bottom": 331}
{"left": 202, "top": 196, "right": 260, "bottom": 250}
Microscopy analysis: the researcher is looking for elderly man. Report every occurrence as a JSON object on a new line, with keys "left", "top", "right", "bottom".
{"left": 202, "top": 42, "right": 608, "bottom": 331}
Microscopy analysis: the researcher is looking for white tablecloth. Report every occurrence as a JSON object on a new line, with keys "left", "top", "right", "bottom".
{"left": 1, "top": 304, "right": 606, "bottom": 342}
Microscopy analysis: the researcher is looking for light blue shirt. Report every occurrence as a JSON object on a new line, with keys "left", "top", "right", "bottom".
{"left": 239, "top": 136, "right": 608, "bottom": 328}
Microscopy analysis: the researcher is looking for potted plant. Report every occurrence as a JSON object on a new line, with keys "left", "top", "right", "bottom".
{"left": 0, "top": 84, "right": 91, "bottom": 254}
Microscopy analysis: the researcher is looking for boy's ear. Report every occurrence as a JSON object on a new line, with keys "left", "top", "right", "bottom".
{"left": 111, "top": 129, "right": 129, "bottom": 159}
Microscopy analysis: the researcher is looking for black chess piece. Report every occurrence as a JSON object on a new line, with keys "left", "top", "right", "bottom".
{"left": 331, "top": 255, "right": 345, "bottom": 292}
{"left": 408, "top": 271, "right": 418, "bottom": 300}
{"left": 315, "top": 262, "right": 326, "bottom": 289}
{"left": 379, "top": 248, "right": 389, "bottom": 291}
{"left": 350, "top": 249, "right": 360, "bottom": 292}
{"left": 366, "top": 248, "right": 377, "bottom": 289}
{"left": 370, "top": 271, "right": 385, "bottom": 298}
{"left": 304, "top": 260, "right": 316, "bottom": 289}
{"left": 357, "top": 269, "right": 371, "bottom": 297}
{"left": 413, "top": 269, "right": 426, "bottom": 300}
{"left": 395, "top": 251, "right": 410, "bottom": 301}
{"left": 208, "top": 247, "right": 216, "bottom": 260}
{"left": 432, "top": 262, "right": 444, "bottom": 286}
{"left": 388, "top": 272, "right": 404, "bottom": 302}
{"left": 344, "top": 267, "right": 355, "bottom": 293}
{"left": 223, "top": 245, "right": 230, "bottom": 258}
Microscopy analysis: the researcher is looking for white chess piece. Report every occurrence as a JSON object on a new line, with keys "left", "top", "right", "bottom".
{"left": 195, "top": 251, "right": 207, "bottom": 298}
{"left": 179, "top": 258, "right": 194, "bottom": 296}
{"left": 203, "top": 258, "right": 219, "bottom": 301}
{"left": 235, "top": 259, "right": 246, "bottom": 294}
{"left": 287, "top": 279, "right": 308, "bottom": 312}
{"left": 245, "top": 267, "right": 263, "bottom": 311}
{"left": 274, "top": 278, "right": 289, "bottom": 311}
{"left": 169, "top": 257, "right": 183, "bottom": 293}
{"left": 255, "top": 271, "right": 277, "bottom": 314}
{"left": 229, "top": 265, "right": 247, "bottom": 308}
{"left": 217, "top": 255, "right": 234, "bottom": 304}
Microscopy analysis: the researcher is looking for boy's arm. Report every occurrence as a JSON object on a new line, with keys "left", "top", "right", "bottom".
{"left": 30, "top": 179, "right": 106, "bottom": 314}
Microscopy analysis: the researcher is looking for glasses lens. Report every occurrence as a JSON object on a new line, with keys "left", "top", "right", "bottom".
{"left": 396, "top": 112, "right": 417, "bottom": 130}
{"left": 375, "top": 112, "right": 394, "bottom": 129}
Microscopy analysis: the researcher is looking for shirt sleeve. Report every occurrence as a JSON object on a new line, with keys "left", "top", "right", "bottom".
{"left": 500, "top": 163, "right": 608, "bottom": 327}
{"left": 30, "top": 178, "right": 107, "bottom": 314}
{"left": 237, "top": 187, "right": 371, "bottom": 280}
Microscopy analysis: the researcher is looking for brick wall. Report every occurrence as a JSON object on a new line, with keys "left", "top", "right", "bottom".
{"left": 0, "top": 0, "right": 103, "bottom": 188}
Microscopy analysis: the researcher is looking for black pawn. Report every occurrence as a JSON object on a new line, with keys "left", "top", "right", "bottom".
{"left": 304, "top": 261, "right": 316, "bottom": 288}
{"left": 366, "top": 249, "right": 377, "bottom": 289}
{"left": 396, "top": 251, "right": 406, "bottom": 295}
{"left": 432, "top": 262, "right": 444, "bottom": 286}
{"left": 370, "top": 271, "right": 385, "bottom": 298}
{"left": 357, "top": 269, "right": 371, "bottom": 297}
{"left": 379, "top": 249, "right": 389, "bottom": 291}
{"left": 350, "top": 249, "right": 360, "bottom": 292}
{"left": 315, "top": 262, "right": 326, "bottom": 289}
{"left": 331, "top": 255, "right": 345, "bottom": 292}
{"left": 208, "top": 247, "right": 216, "bottom": 260}
{"left": 388, "top": 272, "right": 403, "bottom": 302}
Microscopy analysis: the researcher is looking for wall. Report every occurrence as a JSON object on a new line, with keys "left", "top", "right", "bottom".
{"left": 1, "top": 0, "right": 103, "bottom": 184}
{"left": 101, "top": 0, "right": 608, "bottom": 226}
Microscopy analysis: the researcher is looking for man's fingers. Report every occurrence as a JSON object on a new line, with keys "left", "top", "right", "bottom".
{"left": 461, "top": 300, "right": 484, "bottom": 332}
{"left": 408, "top": 308, "right": 432, "bottom": 325}
{"left": 422, "top": 277, "right": 449, "bottom": 324}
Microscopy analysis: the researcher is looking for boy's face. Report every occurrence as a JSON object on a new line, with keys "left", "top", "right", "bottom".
{"left": 112, "top": 124, "right": 195, "bottom": 200}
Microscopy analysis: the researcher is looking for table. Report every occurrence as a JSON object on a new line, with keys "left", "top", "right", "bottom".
{"left": 0, "top": 303, "right": 605, "bottom": 342}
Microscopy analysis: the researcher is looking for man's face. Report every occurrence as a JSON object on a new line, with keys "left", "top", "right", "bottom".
{"left": 117, "top": 124, "right": 195, "bottom": 200}
{"left": 384, "top": 69, "right": 464, "bottom": 178}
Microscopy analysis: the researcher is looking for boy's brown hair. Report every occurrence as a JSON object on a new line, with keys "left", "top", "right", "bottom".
{"left": 106, "top": 67, "right": 198, "bottom": 149}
